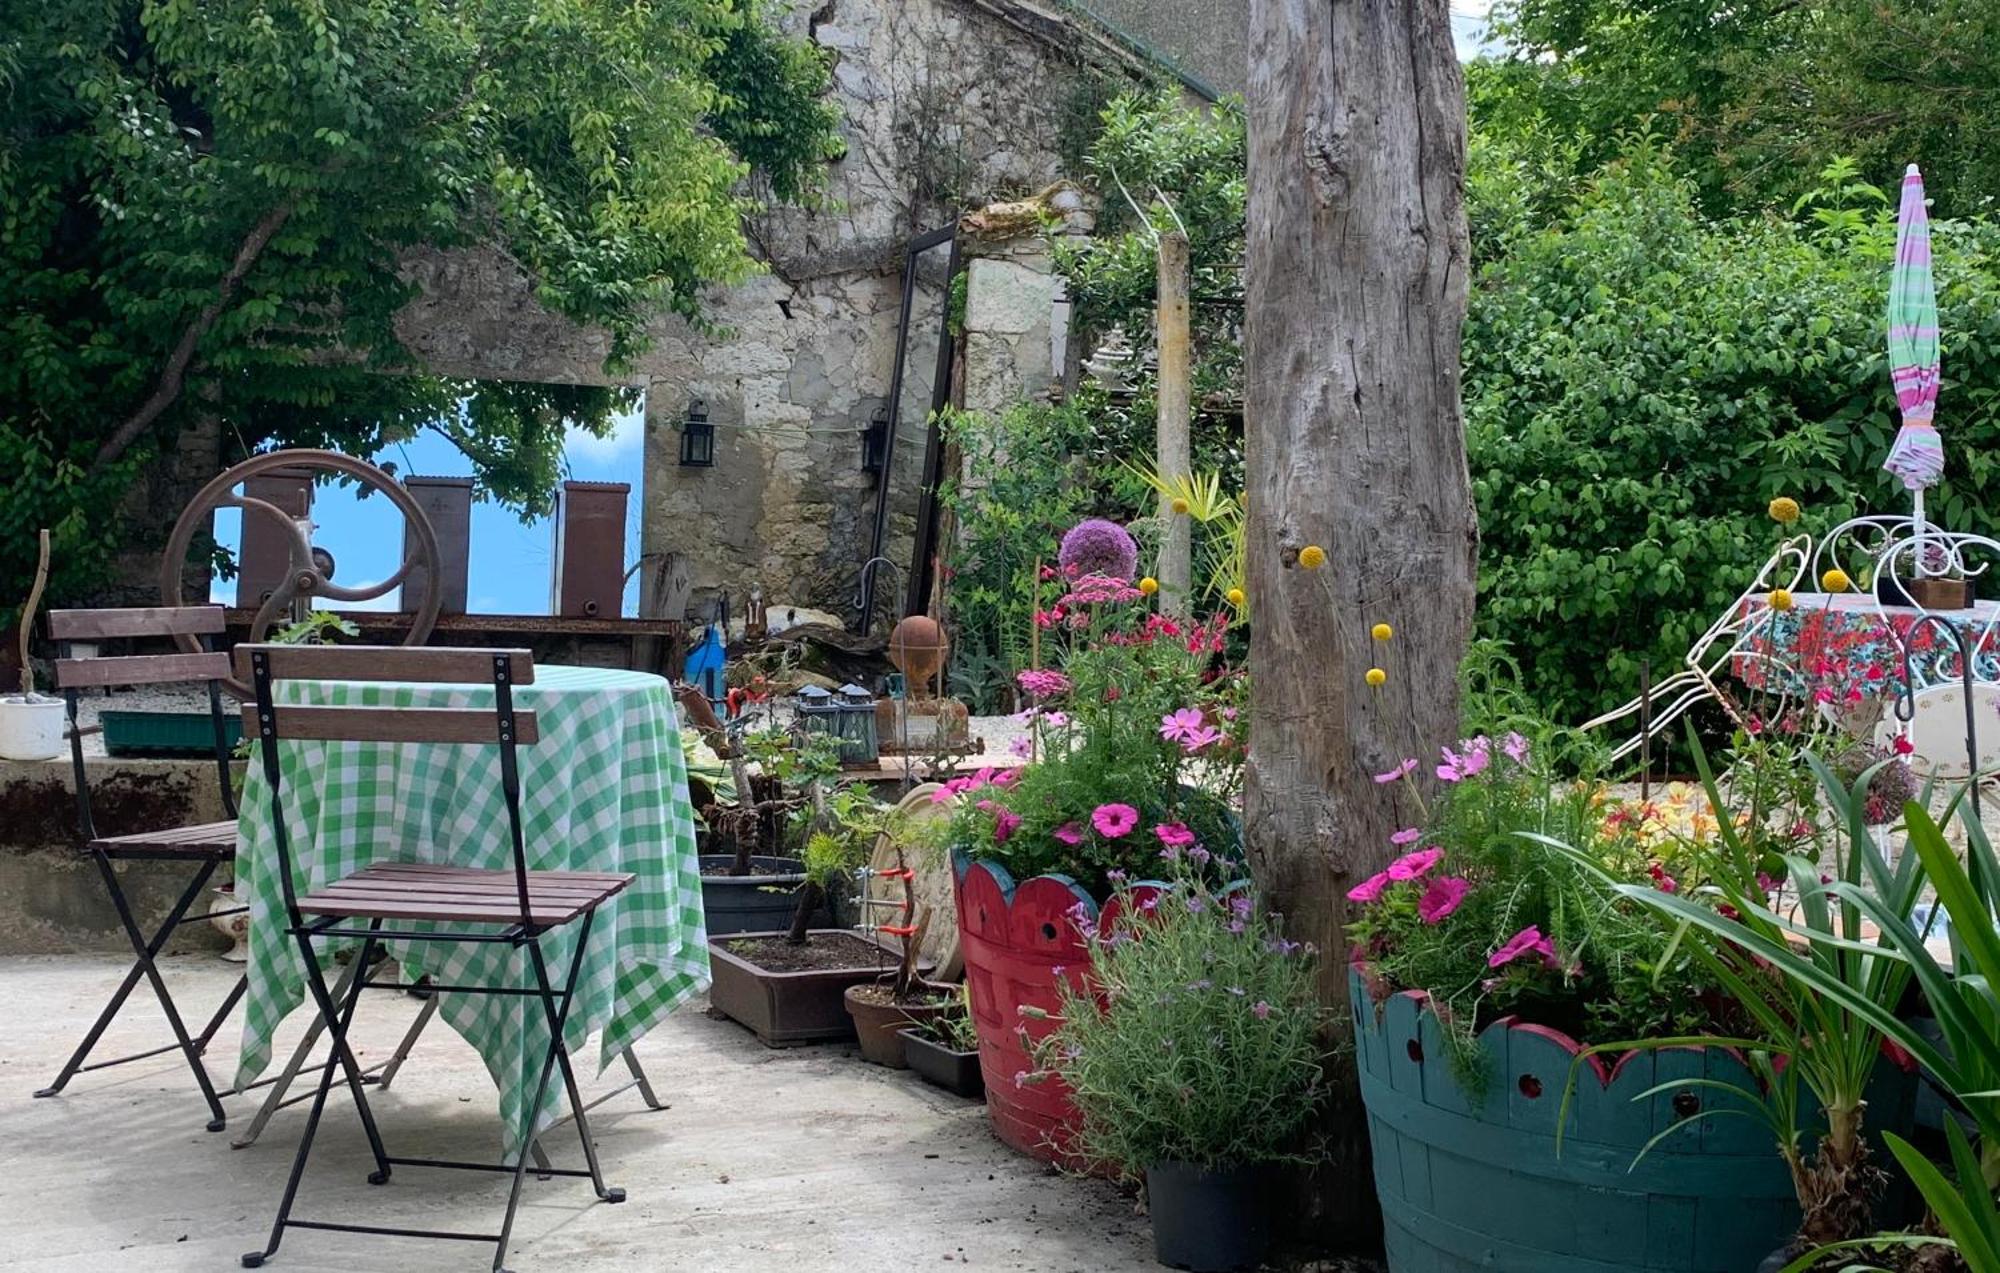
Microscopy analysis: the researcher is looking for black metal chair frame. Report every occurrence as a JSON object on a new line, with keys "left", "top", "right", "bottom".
{"left": 33, "top": 611, "right": 246, "bottom": 1132}
{"left": 239, "top": 646, "right": 626, "bottom": 1273}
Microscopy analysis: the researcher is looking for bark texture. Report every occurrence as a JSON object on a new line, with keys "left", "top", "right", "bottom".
{"left": 1243, "top": 0, "right": 1477, "bottom": 1244}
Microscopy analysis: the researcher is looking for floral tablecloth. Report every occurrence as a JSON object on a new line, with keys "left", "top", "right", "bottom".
{"left": 1735, "top": 592, "right": 2000, "bottom": 701}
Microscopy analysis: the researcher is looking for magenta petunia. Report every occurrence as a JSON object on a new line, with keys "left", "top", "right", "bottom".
{"left": 1373, "top": 758, "right": 1418, "bottom": 784}
{"left": 992, "top": 810, "right": 1022, "bottom": 844}
{"left": 1052, "top": 822, "right": 1085, "bottom": 846}
{"left": 1346, "top": 871, "right": 1392, "bottom": 904}
{"left": 1417, "top": 876, "right": 1470, "bottom": 924}
{"left": 1386, "top": 847, "right": 1444, "bottom": 881}
{"left": 1489, "top": 925, "right": 1559, "bottom": 970}
{"left": 1091, "top": 803, "right": 1140, "bottom": 838}
{"left": 1389, "top": 827, "right": 1423, "bottom": 846}
{"left": 1154, "top": 822, "right": 1196, "bottom": 848}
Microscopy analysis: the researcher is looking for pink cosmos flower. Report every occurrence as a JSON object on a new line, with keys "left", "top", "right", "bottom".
{"left": 1386, "top": 847, "right": 1444, "bottom": 881}
{"left": 1154, "top": 822, "right": 1196, "bottom": 848}
{"left": 1374, "top": 759, "right": 1419, "bottom": 784}
{"left": 1502, "top": 732, "right": 1531, "bottom": 765}
{"left": 1160, "top": 707, "right": 1207, "bottom": 745}
{"left": 1389, "top": 827, "right": 1423, "bottom": 846}
{"left": 1042, "top": 711, "right": 1069, "bottom": 728}
{"left": 1091, "top": 803, "right": 1140, "bottom": 838}
{"left": 1053, "top": 822, "right": 1085, "bottom": 846}
{"left": 1177, "top": 725, "right": 1224, "bottom": 752}
{"left": 1346, "top": 871, "right": 1392, "bottom": 904}
{"left": 1489, "top": 925, "right": 1559, "bottom": 970}
{"left": 1417, "top": 876, "right": 1470, "bottom": 924}
{"left": 1009, "top": 736, "right": 1035, "bottom": 758}
{"left": 1017, "top": 669, "right": 1072, "bottom": 698}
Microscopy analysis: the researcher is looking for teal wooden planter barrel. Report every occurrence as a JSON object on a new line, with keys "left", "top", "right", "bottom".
{"left": 1353, "top": 969, "right": 1912, "bottom": 1272}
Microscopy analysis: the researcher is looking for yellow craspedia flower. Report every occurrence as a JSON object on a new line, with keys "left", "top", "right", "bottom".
{"left": 1821, "top": 568, "right": 1852, "bottom": 593}
{"left": 1365, "top": 667, "right": 1388, "bottom": 688}
{"left": 1171, "top": 497, "right": 1191, "bottom": 515}
{"left": 1298, "top": 544, "right": 1327, "bottom": 570}
{"left": 1768, "top": 588, "right": 1795, "bottom": 611}
{"left": 1138, "top": 576, "right": 1159, "bottom": 596}
{"left": 1371, "top": 622, "right": 1393, "bottom": 642}
{"left": 1768, "top": 497, "right": 1801, "bottom": 525}
{"left": 1226, "top": 587, "right": 1247, "bottom": 607}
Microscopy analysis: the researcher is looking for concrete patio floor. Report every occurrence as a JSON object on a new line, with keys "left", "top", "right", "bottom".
{"left": 0, "top": 953, "right": 1158, "bottom": 1272}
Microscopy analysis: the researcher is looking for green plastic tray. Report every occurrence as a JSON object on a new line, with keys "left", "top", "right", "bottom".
{"left": 100, "top": 710, "right": 242, "bottom": 758}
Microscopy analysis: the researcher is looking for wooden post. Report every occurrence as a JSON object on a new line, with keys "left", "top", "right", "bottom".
{"left": 1156, "top": 228, "right": 1193, "bottom": 612}
{"left": 1244, "top": 0, "right": 1476, "bottom": 1243}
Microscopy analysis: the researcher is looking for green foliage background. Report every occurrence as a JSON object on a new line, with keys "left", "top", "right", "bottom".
{"left": 0, "top": 0, "right": 840, "bottom": 608}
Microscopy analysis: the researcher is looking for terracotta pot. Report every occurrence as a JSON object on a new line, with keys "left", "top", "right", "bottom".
{"left": 841, "top": 980, "right": 955, "bottom": 1068}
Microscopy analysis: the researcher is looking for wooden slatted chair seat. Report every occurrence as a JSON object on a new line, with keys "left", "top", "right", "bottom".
{"left": 296, "top": 861, "right": 635, "bottom": 927}
{"left": 90, "top": 819, "right": 238, "bottom": 859}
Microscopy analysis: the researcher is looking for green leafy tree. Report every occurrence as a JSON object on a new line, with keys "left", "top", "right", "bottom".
{"left": 0, "top": 0, "right": 841, "bottom": 604}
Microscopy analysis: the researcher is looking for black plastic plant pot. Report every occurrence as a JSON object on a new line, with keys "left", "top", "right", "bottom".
{"left": 698, "top": 854, "right": 806, "bottom": 937}
{"left": 899, "top": 1027, "right": 983, "bottom": 1097}
{"left": 1144, "top": 1161, "right": 1269, "bottom": 1272}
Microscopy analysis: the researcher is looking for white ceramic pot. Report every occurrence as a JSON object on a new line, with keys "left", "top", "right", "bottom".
{"left": 210, "top": 885, "right": 250, "bottom": 962}
{"left": 0, "top": 694, "right": 65, "bottom": 761}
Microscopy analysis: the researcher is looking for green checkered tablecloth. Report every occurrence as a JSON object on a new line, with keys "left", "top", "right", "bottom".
{"left": 231, "top": 665, "right": 708, "bottom": 1157}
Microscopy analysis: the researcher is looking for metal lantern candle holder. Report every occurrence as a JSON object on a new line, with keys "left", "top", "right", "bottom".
{"left": 794, "top": 683, "right": 878, "bottom": 766}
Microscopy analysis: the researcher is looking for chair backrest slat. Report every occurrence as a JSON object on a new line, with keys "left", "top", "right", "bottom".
{"left": 57, "top": 651, "right": 233, "bottom": 688}
{"left": 48, "top": 606, "right": 226, "bottom": 640}
{"left": 241, "top": 704, "right": 539, "bottom": 745}
{"left": 233, "top": 644, "right": 535, "bottom": 686}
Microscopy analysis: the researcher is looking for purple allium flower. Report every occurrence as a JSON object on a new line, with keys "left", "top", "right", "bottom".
{"left": 1058, "top": 518, "right": 1139, "bottom": 580}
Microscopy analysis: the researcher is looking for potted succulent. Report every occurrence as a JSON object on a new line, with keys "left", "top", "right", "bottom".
{"left": 708, "top": 781, "right": 927, "bottom": 1046}
{"left": 0, "top": 529, "right": 64, "bottom": 762}
{"left": 1030, "top": 859, "right": 1324, "bottom": 1273}
{"left": 900, "top": 987, "right": 984, "bottom": 1097}
{"left": 948, "top": 523, "right": 1246, "bottom": 1164}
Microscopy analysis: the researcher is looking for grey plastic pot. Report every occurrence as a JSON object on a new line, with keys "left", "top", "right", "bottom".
{"left": 1144, "top": 1161, "right": 1270, "bottom": 1272}
{"left": 698, "top": 854, "right": 806, "bottom": 937}
{"left": 899, "top": 1027, "right": 983, "bottom": 1097}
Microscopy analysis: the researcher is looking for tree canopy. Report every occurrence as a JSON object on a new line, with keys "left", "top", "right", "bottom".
{"left": 0, "top": 0, "right": 840, "bottom": 603}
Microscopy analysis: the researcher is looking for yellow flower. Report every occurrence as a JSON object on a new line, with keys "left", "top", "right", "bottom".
{"left": 1821, "top": 568, "right": 1852, "bottom": 593}
{"left": 1171, "top": 497, "right": 1191, "bottom": 516}
{"left": 1768, "top": 496, "right": 1801, "bottom": 525}
{"left": 1370, "top": 622, "right": 1393, "bottom": 642}
{"left": 1298, "top": 544, "right": 1327, "bottom": 570}
{"left": 1226, "top": 587, "right": 1246, "bottom": 607}
{"left": 1768, "top": 588, "right": 1795, "bottom": 611}
{"left": 1365, "top": 667, "right": 1387, "bottom": 688}
{"left": 1138, "top": 576, "right": 1159, "bottom": 596}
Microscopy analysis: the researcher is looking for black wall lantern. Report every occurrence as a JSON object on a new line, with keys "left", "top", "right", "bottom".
{"left": 861, "top": 406, "right": 889, "bottom": 474}
{"left": 679, "top": 398, "right": 715, "bottom": 468}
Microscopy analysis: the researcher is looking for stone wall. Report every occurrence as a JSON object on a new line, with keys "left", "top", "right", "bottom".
{"left": 391, "top": 0, "right": 1140, "bottom": 623}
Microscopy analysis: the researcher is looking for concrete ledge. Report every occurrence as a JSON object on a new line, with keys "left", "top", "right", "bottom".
{"left": 0, "top": 758, "right": 235, "bottom": 955}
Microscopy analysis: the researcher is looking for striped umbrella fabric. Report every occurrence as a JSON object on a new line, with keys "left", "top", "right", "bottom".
{"left": 1883, "top": 163, "right": 1944, "bottom": 490}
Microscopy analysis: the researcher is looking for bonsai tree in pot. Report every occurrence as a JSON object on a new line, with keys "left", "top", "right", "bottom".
{"left": 697, "top": 727, "right": 833, "bottom": 936}
{"left": 1030, "top": 857, "right": 1324, "bottom": 1273}
{"left": 843, "top": 827, "right": 959, "bottom": 1067}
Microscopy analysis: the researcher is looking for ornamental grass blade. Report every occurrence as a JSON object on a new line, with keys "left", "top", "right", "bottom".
{"left": 1886, "top": 1128, "right": 2000, "bottom": 1272}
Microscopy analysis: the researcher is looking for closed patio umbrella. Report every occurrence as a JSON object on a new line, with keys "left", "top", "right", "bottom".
{"left": 1883, "top": 163, "right": 1945, "bottom": 571}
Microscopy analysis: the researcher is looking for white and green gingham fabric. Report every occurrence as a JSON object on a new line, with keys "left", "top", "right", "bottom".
{"left": 231, "top": 665, "right": 708, "bottom": 1158}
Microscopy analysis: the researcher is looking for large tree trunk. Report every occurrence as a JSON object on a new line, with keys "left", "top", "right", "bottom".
{"left": 1242, "top": 0, "right": 1476, "bottom": 1246}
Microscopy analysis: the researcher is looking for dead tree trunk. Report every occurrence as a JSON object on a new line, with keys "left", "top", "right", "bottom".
{"left": 1243, "top": 0, "right": 1476, "bottom": 1244}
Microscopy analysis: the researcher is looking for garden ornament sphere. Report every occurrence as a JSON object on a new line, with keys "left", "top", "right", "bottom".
{"left": 888, "top": 615, "right": 948, "bottom": 698}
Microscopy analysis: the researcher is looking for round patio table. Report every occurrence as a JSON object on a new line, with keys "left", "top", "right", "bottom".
{"left": 1734, "top": 592, "right": 2000, "bottom": 702}
{"left": 230, "top": 664, "right": 708, "bottom": 1155}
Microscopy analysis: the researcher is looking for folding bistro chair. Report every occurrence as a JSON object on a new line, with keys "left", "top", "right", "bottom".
{"left": 33, "top": 605, "right": 245, "bottom": 1132}
{"left": 236, "top": 644, "right": 631, "bottom": 1272}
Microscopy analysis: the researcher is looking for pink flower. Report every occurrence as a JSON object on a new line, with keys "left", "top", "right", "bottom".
{"left": 1346, "top": 871, "right": 1392, "bottom": 904}
{"left": 1176, "top": 725, "right": 1224, "bottom": 753}
{"left": 1251, "top": 1000, "right": 1271, "bottom": 1020}
{"left": 1489, "top": 925, "right": 1559, "bottom": 970}
{"left": 1053, "top": 822, "right": 1085, "bottom": 846}
{"left": 1009, "top": 736, "right": 1035, "bottom": 758}
{"left": 1017, "top": 669, "right": 1072, "bottom": 698}
{"left": 1160, "top": 707, "right": 1207, "bottom": 745}
{"left": 992, "top": 810, "right": 1022, "bottom": 844}
{"left": 992, "top": 768, "right": 1020, "bottom": 788}
{"left": 1417, "top": 876, "right": 1470, "bottom": 924}
{"left": 1389, "top": 827, "right": 1423, "bottom": 846}
{"left": 1154, "top": 822, "right": 1196, "bottom": 848}
{"left": 1091, "top": 803, "right": 1140, "bottom": 838}
{"left": 1502, "top": 732, "right": 1531, "bottom": 765}
{"left": 1893, "top": 733, "right": 1915, "bottom": 756}
{"left": 1374, "top": 759, "right": 1418, "bottom": 784}
{"left": 1648, "top": 862, "right": 1679, "bottom": 894}
{"left": 1042, "top": 711, "right": 1069, "bottom": 728}
{"left": 1386, "top": 847, "right": 1443, "bottom": 881}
